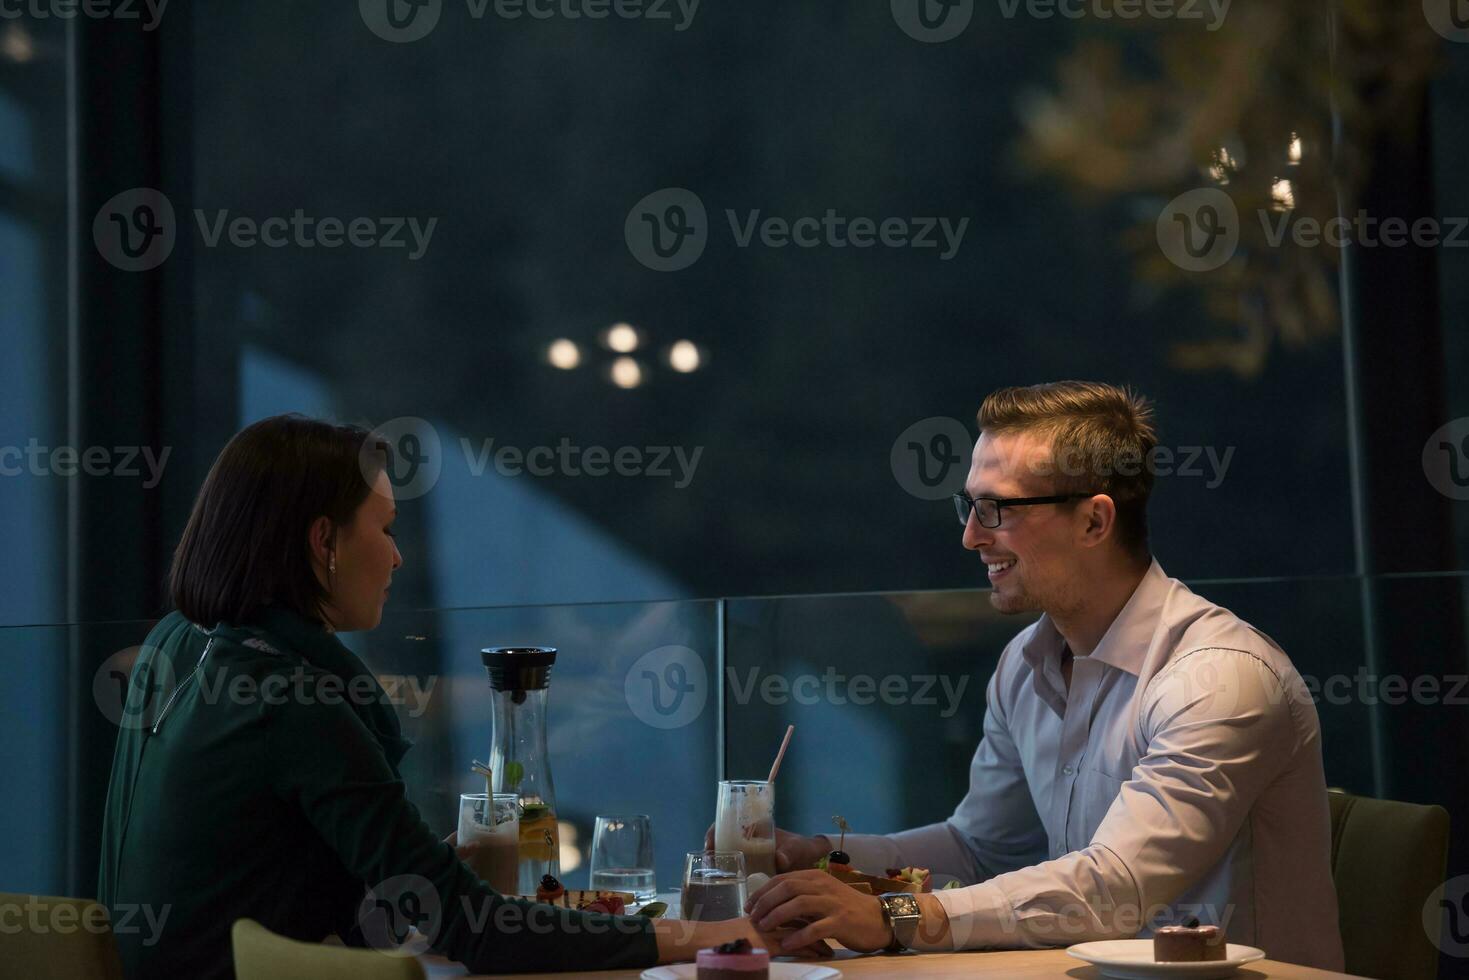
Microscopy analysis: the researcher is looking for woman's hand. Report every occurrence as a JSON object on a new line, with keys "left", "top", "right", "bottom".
{"left": 745, "top": 870, "right": 893, "bottom": 953}
{"left": 652, "top": 915, "right": 833, "bottom": 964}
{"left": 442, "top": 830, "right": 481, "bottom": 863}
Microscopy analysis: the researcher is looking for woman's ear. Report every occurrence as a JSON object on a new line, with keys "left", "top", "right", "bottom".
{"left": 307, "top": 516, "right": 336, "bottom": 571}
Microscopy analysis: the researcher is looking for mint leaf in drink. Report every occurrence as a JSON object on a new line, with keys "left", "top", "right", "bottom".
{"left": 505, "top": 761, "right": 524, "bottom": 789}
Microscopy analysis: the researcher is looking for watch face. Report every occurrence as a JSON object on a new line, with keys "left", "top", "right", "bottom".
{"left": 885, "top": 893, "right": 922, "bottom": 918}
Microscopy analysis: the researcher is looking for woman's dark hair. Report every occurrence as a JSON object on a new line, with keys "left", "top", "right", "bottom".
{"left": 169, "top": 414, "right": 391, "bottom": 627}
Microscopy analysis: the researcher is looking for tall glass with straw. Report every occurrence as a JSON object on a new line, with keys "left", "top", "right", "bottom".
{"left": 713, "top": 725, "right": 793, "bottom": 879}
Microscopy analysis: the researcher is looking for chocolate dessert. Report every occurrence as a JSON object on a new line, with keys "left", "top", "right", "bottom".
{"left": 1153, "top": 920, "right": 1228, "bottom": 962}
{"left": 696, "top": 938, "right": 770, "bottom": 980}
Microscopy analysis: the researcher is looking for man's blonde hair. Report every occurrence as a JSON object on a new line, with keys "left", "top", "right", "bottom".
{"left": 978, "top": 381, "right": 1158, "bottom": 559}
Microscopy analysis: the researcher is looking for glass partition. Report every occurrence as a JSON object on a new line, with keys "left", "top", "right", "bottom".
{"left": 2, "top": 572, "right": 1463, "bottom": 930}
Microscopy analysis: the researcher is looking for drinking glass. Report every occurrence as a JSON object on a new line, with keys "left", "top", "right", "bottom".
{"left": 713, "top": 780, "right": 777, "bottom": 878}
{"left": 588, "top": 814, "right": 657, "bottom": 901}
{"left": 680, "top": 851, "right": 747, "bottom": 922}
{"left": 457, "top": 793, "right": 521, "bottom": 896}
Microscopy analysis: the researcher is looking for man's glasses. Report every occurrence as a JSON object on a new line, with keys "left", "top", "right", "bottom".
{"left": 953, "top": 491, "right": 1097, "bottom": 529}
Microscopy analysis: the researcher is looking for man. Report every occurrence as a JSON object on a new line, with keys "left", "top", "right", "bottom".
{"left": 744, "top": 381, "right": 1345, "bottom": 971}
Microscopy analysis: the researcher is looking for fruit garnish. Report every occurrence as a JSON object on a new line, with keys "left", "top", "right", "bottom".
{"left": 535, "top": 873, "right": 565, "bottom": 901}
{"left": 714, "top": 938, "right": 753, "bottom": 955}
{"left": 636, "top": 902, "right": 668, "bottom": 918}
{"left": 828, "top": 815, "right": 853, "bottom": 866}
{"left": 942, "top": 880, "right": 961, "bottom": 890}
{"left": 582, "top": 896, "right": 626, "bottom": 916}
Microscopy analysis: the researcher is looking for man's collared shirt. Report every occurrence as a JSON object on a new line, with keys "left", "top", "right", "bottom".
{"left": 842, "top": 560, "right": 1345, "bottom": 971}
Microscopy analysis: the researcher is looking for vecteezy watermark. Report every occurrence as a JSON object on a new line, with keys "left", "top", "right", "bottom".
{"left": 1156, "top": 187, "right": 1241, "bottom": 273}
{"left": 891, "top": 417, "right": 973, "bottom": 501}
{"left": 1422, "top": 418, "right": 1469, "bottom": 502}
{"left": 625, "top": 188, "right": 970, "bottom": 272}
{"left": 1424, "top": 875, "right": 1469, "bottom": 957}
{"left": 624, "top": 645, "right": 708, "bottom": 730}
{"left": 1159, "top": 186, "right": 1469, "bottom": 272}
{"left": 994, "top": 0, "right": 1230, "bottom": 30}
{"left": 891, "top": 0, "right": 1229, "bottom": 43}
{"left": 895, "top": 415, "right": 1238, "bottom": 498}
{"left": 0, "top": 439, "right": 170, "bottom": 487}
{"left": 91, "top": 644, "right": 438, "bottom": 729}
{"left": 891, "top": 0, "right": 974, "bottom": 43}
{"left": 1423, "top": 0, "right": 1469, "bottom": 44}
{"left": 0, "top": 897, "right": 171, "bottom": 947}
{"left": 364, "top": 416, "right": 705, "bottom": 501}
{"left": 359, "top": 0, "right": 699, "bottom": 43}
{"left": 359, "top": 875, "right": 442, "bottom": 956}
{"left": 726, "top": 667, "right": 971, "bottom": 719}
{"left": 94, "top": 188, "right": 439, "bottom": 272}
{"left": 0, "top": 0, "right": 169, "bottom": 31}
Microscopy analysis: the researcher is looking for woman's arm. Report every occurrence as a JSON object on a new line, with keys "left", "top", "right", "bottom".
{"left": 653, "top": 916, "right": 834, "bottom": 963}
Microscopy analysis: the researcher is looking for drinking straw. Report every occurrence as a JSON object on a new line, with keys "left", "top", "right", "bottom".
{"left": 472, "top": 760, "right": 494, "bottom": 797}
{"left": 766, "top": 725, "right": 795, "bottom": 784}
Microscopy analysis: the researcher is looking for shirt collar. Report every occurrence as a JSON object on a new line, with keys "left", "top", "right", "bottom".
{"left": 1021, "top": 559, "right": 1171, "bottom": 679}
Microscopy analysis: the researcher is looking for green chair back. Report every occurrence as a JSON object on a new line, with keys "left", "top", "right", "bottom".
{"left": 231, "top": 918, "right": 426, "bottom": 980}
{"left": 1328, "top": 789, "right": 1450, "bottom": 980}
{"left": 0, "top": 893, "right": 123, "bottom": 980}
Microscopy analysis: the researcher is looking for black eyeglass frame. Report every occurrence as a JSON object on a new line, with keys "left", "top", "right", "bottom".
{"left": 952, "top": 491, "right": 1099, "bottom": 529}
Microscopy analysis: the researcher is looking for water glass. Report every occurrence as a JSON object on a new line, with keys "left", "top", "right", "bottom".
{"left": 681, "top": 850, "right": 747, "bottom": 922}
{"left": 588, "top": 814, "right": 657, "bottom": 901}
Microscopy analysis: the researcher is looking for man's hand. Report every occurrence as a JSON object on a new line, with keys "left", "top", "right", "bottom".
{"left": 744, "top": 870, "right": 894, "bottom": 953}
{"left": 701, "top": 825, "right": 832, "bottom": 873}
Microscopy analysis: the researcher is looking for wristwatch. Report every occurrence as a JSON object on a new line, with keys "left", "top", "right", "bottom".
{"left": 877, "top": 892, "right": 922, "bottom": 953}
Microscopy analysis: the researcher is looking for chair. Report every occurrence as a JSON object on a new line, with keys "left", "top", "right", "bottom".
{"left": 1328, "top": 788, "right": 1451, "bottom": 980}
{"left": 0, "top": 893, "right": 123, "bottom": 980}
{"left": 232, "top": 919, "right": 427, "bottom": 979}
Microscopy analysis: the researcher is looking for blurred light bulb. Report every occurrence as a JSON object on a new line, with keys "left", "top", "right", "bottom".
{"left": 610, "top": 357, "right": 643, "bottom": 389}
{"left": 1288, "top": 133, "right": 1303, "bottom": 166}
{"left": 558, "top": 821, "right": 582, "bottom": 873}
{"left": 3, "top": 24, "right": 34, "bottom": 63}
{"left": 1208, "top": 146, "right": 1238, "bottom": 185}
{"left": 1271, "top": 178, "right": 1296, "bottom": 212}
{"left": 606, "top": 323, "right": 640, "bottom": 353}
{"left": 668, "top": 340, "right": 702, "bottom": 373}
{"left": 547, "top": 339, "right": 581, "bottom": 370}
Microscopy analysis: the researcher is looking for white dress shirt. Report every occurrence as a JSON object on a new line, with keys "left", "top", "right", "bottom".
{"left": 841, "top": 560, "right": 1345, "bottom": 971}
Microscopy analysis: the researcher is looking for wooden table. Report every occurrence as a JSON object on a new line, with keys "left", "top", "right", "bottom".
{"left": 422, "top": 947, "right": 1371, "bottom": 979}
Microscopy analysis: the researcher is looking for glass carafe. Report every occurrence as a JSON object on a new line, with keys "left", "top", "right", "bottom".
{"left": 483, "top": 646, "right": 560, "bottom": 894}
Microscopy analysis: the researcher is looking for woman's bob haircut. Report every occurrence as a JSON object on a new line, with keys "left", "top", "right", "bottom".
{"left": 169, "top": 414, "right": 391, "bottom": 628}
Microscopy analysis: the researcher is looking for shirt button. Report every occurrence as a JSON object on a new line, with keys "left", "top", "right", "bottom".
{"left": 1062, "top": 765, "right": 1074, "bottom": 776}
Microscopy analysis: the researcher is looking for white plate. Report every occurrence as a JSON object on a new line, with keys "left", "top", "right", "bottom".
{"left": 1067, "top": 940, "right": 1266, "bottom": 979}
{"left": 642, "top": 964, "right": 841, "bottom": 979}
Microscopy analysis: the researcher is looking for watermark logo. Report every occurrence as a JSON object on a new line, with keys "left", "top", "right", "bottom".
{"left": 94, "top": 188, "right": 439, "bottom": 271}
{"left": 92, "top": 646, "right": 178, "bottom": 731}
{"left": 1423, "top": 418, "right": 1469, "bottom": 501}
{"left": 0, "top": 897, "right": 171, "bottom": 947}
{"left": 625, "top": 645, "right": 707, "bottom": 729}
{"left": 359, "top": 875, "right": 442, "bottom": 955}
{"left": 0, "top": 440, "right": 171, "bottom": 486}
{"left": 368, "top": 416, "right": 444, "bottom": 501}
{"left": 94, "top": 188, "right": 176, "bottom": 272}
{"left": 1424, "top": 0, "right": 1469, "bottom": 43}
{"left": 625, "top": 188, "right": 708, "bottom": 272}
{"left": 1157, "top": 187, "right": 1239, "bottom": 272}
{"left": 0, "top": 0, "right": 170, "bottom": 31}
{"left": 360, "top": 0, "right": 443, "bottom": 42}
{"left": 726, "top": 666, "right": 971, "bottom": 718}
{"left": 891, "top": 0, "right": 973, "bottom": 43}
{"left": 1424, "top": 875, "right": 1469, "bottom": 956}
{"left": 891, "top": 416, "right": 972, "bottom": 500}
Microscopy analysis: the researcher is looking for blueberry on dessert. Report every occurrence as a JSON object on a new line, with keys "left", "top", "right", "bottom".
{"left": 825, "top": 815, "right": 853, "bottom": 873}
{"left": 696, "top": 937, "right": 770, "bottom": 980}
{"left": 1153, "top": 917, "right": 1227, "bottom": 962}
{"left": 535, "top": 873, "right": 565, "bottom": 904}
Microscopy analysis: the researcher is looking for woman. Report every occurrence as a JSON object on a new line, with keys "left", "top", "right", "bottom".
{"left": 98, "top": 415, "right": 816, "bottom": 978}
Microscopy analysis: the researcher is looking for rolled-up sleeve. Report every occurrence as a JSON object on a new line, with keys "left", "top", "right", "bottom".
{"left": 931, "top": 648, "right": 1297, "bottom": 951}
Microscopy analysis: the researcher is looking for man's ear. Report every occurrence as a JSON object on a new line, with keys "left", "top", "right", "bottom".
{"left": 1079, "top": 494, "right": 1117, "bottom": 549}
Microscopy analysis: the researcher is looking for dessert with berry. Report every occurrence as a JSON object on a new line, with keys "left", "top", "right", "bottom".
{"left": 696, "top": 938, "right": 770, "bottom": 980}
{"left": 1153, "top": 918, "right": 1228, "bottom": 962}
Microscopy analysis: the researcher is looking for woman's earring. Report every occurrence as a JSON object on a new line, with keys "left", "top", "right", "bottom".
{"left": 329, "top": 553, "right": 336, "bottom": 575}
